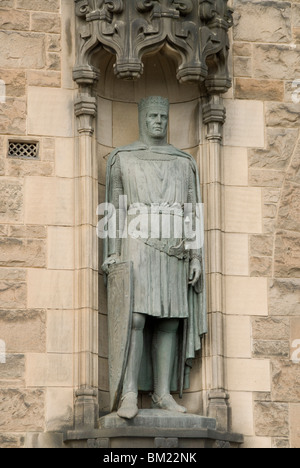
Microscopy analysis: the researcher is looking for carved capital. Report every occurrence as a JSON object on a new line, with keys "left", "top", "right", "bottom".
{"left": 74, "top": 0, "right": 233, "bottom": 94}
{"left": 73, "top": 65, "right": 100, "bottom": 86}
{"left": 75, "top": 95, "right": 97, "bottom": 135}
{"left": 203, "top": 94, "right": 226, "bottom": 140}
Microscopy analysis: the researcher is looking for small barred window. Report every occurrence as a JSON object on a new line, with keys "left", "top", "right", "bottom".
{"left": 8, "top": 141, "right": 39, "bottom": 160}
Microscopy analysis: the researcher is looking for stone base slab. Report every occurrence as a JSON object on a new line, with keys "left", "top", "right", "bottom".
{"left": 65, "top": 410, "right": 243, "bottom": 448}
{"left": 100, "top": 410, "right": 217, "bottom": 431}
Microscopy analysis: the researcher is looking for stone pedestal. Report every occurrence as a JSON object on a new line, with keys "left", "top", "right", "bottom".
{"left": 65, "top": 410, "right": 243, "bottom": 448}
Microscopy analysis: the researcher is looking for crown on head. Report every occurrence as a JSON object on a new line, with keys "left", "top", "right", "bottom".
{"left": 138, "top": 96, "right": 169, "bottom": 113}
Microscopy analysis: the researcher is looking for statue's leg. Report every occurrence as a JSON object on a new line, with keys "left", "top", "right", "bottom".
{"left": 117, "top": 312, "right": 146, "bottom": 420}
{"left": 152, "top": 318, "right": 187, "bottom": 414}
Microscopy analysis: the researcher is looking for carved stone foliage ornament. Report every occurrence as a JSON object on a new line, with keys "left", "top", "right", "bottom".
{"left": 74, "top": 0, "right": 233, "bottom": 93}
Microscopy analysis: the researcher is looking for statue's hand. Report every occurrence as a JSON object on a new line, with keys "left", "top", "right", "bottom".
{"left": 101, "top": 255, "right": 121, "bottom": 274}
{"left": 189, "top": 258, "right": 202, "bottom": 287}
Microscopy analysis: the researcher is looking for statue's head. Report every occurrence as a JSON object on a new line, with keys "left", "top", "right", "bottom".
{"left": 138, "top": 96, "right": 169, "bottom": 145}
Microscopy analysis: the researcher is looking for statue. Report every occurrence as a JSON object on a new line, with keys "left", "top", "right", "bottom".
{"left": 102, "top": 96, "right": 207, "bottom": 420}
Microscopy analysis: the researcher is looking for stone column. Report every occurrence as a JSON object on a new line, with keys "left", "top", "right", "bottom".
{"left": 73, "top": 65, "right": 100, "bottom": 429}
{"left": 202, "top": 94, "right": 231, "bottom": 432}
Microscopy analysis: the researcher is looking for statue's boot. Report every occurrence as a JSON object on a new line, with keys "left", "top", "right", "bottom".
{"left": 118, "top": 313, "right": 146, "bottom": 420}
{"left": 117, "top": 392, "right": 139, "bottom": 420}
{"left": 152, "top": 319, "right": 187, "bottom": 414}
{"left": 152, "top": 393, "right": 186, "bottom": 413}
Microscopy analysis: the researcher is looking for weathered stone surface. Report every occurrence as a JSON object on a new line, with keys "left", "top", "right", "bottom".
{"left": 253, "top": 392, "right": 271, "bottom": 403}
{"left": 272, "top": 438, "right": 290, "bottom": 449}
{"left": 16, "top": 0, "right": 60, "bottom": 12}
{"left": 0, "top": 160, "right": 5, "bottom": 176}
{"left": 250, "top": 235, "right": 273, "bottom": 257}
{"left": 277, "top": 183, "right": 300, "bottom": 232}
{"left": 290, "top": 404, "right": 300, "bottom": 449}
{"left": 286, "top": 140, "right": 300, "bottom": 185}
{"left": 272, "top": 360, "right": 300, "bottom": 402}
{"left": 252, "top": 317, "right": 290, "bottom": 341}
{"left": 235, "top": 78, "right": 284, "bottom": 101}
{"left": 0, "top": 9, "right": 30, "bottom": 31}
{"left": 294, "top": 28, "right": 300, "bottom": 43}
{"left": 249, "top": 169, "right": 284, "bottom": 188}
{"left": 0, "top": 389, "right": 45, "bottom": 432}
{"left": 0, "top": 269, "right": 26, "bottom": 281}
{"left": 27, "top": 70, "right": 61, "bottom": 88}
{"left": 249, "top": 128, "right": 298, "bottom": 171}
{"left": 0, "top": 281, "right": 26, "bottom": 309}
{"left": 233, "top": 42, "right": 252, "bottom": 57}
{"left": 47, "top": 34, "right": 61, "bottom": 52}
{"left": 0, "top": 0, "right": 14, "bottom": 7}
{"left": 274, "top": 231, "right": 300, "bottom": 278}
{"left": 269, "top": 278, "right": 300, "bottom": 316}
{"left": 233, "top": 57, "right": 252, "bottom": 77}
{"left": 31, "top": 12, "right": 61, "bottom": 34}
{"left": 263, "top": 219, "right": 276, "bottom": 234}
{"left": 292, "top": 3, "right": 300, "bottom": 28}
{"left": 250, "top": 257, "right": 272, "bottom": 277}
{"left": 0, "top": 69, "right": 26, "bottom": 97}
{"left": 0, "top": 354, "right": 25, "bottom": 382}
{"left": 263, "top": 190, "right": 281, "bottom": 230}
{"left": 0, "top": 310, "right": 46, "bottom": 353}
{"left": 46, "top": 52, "right": 61, "bottom": 71}
{"left": 45, "top": 388, "right": 73, "bottom": 431}
{"left": 266, "top": 102, "right": 300, "bottom": 128}
{"left": 6, "top": 160, "right": 54, "bottom": 177}
{"left": 8, "top": 225, "right": 46, "bottom": 239}
{"left": 0, "top": 433, "right": 25, "bottom": 449}
{"left": 253, "top": 44, "right": 300, "bottom": 80}
{"left": 0, "top": 98, "right": 26, "bottom": 135}
{"left": 0, "top": 237, "right": 46, "bottom": 268}
{"left": 254, "top": 402, "right": 289, "bottom": 437}
{"left": 252, "top": 340, "right": 289, "bottom": 358}
{"left": 25, "top": 432, "right": 65, "bottom": 449}
{"left": 263, "top": 203, "right": 277, "bottom": 220}
{"left": 0, "top": 225, "right": 8, "bottom": 237}
{"left": 0, "top": 32, "right": 45, "bottom": 69}
{"left": 233, "top": 1, "right": 292, "bottom": 44}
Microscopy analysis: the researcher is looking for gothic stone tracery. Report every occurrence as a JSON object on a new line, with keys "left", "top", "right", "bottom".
{"left": 74, "top": 0, "right": 233, "bottom": 94}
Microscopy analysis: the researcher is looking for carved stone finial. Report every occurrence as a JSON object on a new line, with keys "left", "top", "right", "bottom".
{"left": 73, "top": 0, "right": 233, "bottom": 94}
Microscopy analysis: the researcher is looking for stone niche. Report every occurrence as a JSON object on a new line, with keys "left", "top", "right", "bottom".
{"left": 95, "top": 46, "right": 202, "bottom": 417}
{"left": 67, "top": 0, "right": 243, "bottom": 449}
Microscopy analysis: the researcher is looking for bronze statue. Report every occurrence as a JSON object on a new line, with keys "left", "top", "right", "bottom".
{"left": 102, "top": 96, "right": 207, "bottom": 420}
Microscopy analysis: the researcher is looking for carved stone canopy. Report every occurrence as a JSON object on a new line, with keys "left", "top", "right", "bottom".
{"left": 74, "top": 0, "right": 233, "bottom": 94}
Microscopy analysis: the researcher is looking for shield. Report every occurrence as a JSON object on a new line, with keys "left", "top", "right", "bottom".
{"left": 107, "top": 261, "right": 133, "bottom": 412}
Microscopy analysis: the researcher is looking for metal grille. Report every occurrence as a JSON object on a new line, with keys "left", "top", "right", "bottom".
{"left": 8, "top": 141, "right": 38, "bottom": 159}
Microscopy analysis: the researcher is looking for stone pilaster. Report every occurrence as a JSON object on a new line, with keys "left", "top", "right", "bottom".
{"left": 73, "top": 65, "right": 100, "bottom": 429}
{"left": 202, "top": 94, "right": 231, "bottom": 432}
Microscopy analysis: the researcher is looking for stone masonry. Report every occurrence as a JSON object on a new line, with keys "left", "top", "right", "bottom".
{"left": 227, "top": 0, "right": 300, "bottom": 448}
{"left": 0, "top": 0, "right": 299, "bottom": 449}
{"left": 0, "top": 0, "right": 75, "bottom": 448}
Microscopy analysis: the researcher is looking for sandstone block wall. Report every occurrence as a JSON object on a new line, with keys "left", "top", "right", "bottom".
{"left": 0, "top": 0, "right": 76, "bottom": 448}
{"left": 0, "top": 0, "right": 299, "bottom": 449}
{"left": 224, "top": 0, "right": 300, "bottom": 448}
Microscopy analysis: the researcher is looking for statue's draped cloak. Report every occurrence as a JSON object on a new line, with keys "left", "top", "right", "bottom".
{"left": 103, "top": 141, "right": 207, "bottom": 392}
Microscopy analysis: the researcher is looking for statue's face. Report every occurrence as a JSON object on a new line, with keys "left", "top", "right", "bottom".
{"left": 145, "top": 107, "right": 168, "bottom": 140}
